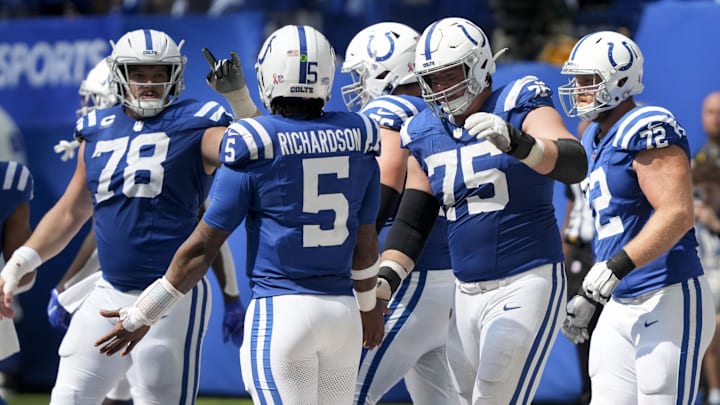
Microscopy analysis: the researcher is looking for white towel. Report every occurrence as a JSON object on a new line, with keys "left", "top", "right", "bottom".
{"left": 0, "top": 317, "right": 20, "bottom": 360}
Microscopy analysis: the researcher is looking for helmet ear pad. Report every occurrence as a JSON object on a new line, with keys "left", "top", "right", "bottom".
{"left": 596, "top": 88, "right": 611, "bottom": 104}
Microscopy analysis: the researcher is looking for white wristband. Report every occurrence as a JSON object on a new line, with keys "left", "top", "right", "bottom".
{"left": 354, "top": 287, "right": 377, "bottom": 312}
{"left": 521, "top": 139, "right": 545, "bottom": 168}
{"left": 351, "top": 257, "right": 380, "bottom": 280}
{"left": 218, "top": 242, "right": 239, "bottom": 296}
{"left": 127, "top": 276, "right": 184, "bottom": 331}
{"left": 376, "top": 278, "right": 392, "bottom": 301}
{"left": 1, "top": 246, "right": 42, "bottom": 295}
{"left": 224, "top": 87, "right": 258, "bottom": 119}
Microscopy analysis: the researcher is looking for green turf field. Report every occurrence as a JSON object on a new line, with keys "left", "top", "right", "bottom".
{"left": 5, "top": 396, "right": 254, "bottom": 405}
{"left": 4, "top": 394, "right": 411, "bottom": 404}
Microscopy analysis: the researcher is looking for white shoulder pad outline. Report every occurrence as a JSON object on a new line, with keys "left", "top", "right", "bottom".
{"left": 1, "top": 161, "right": 32, "bottom": 195}
{"left": 612, "top": 106, "right": 679, "bottom": 150}
{"left": 356, "top": 112, "right": 381, "bottom": 155}
{"left": 226, "top": 117, "right": 275, "bottom": 162}
{"left": 362, "top": 95, "right": 422, "bottom": 124}
{"left": 399, "top": 115, "right": 415, "bottom": 147}
{"left": 194, "top": 101, "right": 232, "bottom": 123}
{"left": 502, "top": 75, "right": 545, "bottom": 112}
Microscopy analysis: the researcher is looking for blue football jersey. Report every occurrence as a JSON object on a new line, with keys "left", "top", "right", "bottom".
{"left": 581, "top": 105, "right": 702, "bottom": 298}
{"left": 0, "top": 161, "right": 33, "bottom": 252}
{"left": 77, "top": 99, "right": 233, "bottom": 291}
{"left": 204, "top": 112, "right": 381, "bottom": 298}
{"left": 401, "top": 76, "right": 563, "bottom": 282}
{"left": 361, "top": 94, "right": 452, "bottom": 271}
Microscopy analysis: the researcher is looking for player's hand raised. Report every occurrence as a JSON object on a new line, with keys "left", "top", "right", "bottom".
{"left": 202, "top": 48, "right": 247, "bottom": 95}
{"left": 53, "top": 139, "right": 80, "bottom": 162}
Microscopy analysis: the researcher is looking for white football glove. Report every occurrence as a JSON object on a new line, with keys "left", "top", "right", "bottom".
{"left": 464, "top": 112, "right": 512, "bottom": 152}
{"left": 562, "top": 294, "right": 597, "bottom": 344}
{"left": 582, "top": 261, "right": 620, "bottom": 304}
{"left": 53, "top": 139, "right": 80, "bottom": 162}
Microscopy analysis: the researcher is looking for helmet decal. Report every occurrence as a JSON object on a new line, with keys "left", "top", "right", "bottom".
{"left": 608, "top": 41, "right": 634, "bottom": 72}
{"left": 367, "top": 33, "right": 395, "bottom": 62}
{"left": 341, "top": 22, "right": 420, "bottom": 110}
{"left": 457, "top": 24, "right": 480, "bottom": 47}
{"left": 258, "top": 35, "right": 276, "bottom": 65}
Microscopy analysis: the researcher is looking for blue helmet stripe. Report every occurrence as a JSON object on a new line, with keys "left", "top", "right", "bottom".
{"left": 424, "top": 21, "right": 440, "bottom": 61}
{"left": 569, "top": 34, "right": 592, "bottom": 61}
{"left": 143, "top": 29, "right": 153, "bottom": 51}
{"left": 298, "top": 26, "right": 308, "bottom": 84}
{"left": 458, "top": 24, "right": 478, "bottom": 46}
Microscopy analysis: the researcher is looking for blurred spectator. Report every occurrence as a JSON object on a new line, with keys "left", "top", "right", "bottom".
{"left": 695, "top": 91, "right": 720, "bottom": 405}
{"left": 0, "top": 107, "right": 26, "bottom": 166}
{"left": 696, "top": 91, "right": 720, "bottom": 166}
{"left": 489, "top": 0, "right": 574, "bottom": 61}
{"left": 572, "top": 0, "right": 644, "bottom": 38}
{"left": 692, "top": 159, "right": 720, "bottom": 405}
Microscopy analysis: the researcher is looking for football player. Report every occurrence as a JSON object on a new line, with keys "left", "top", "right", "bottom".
{"left": 341, "top": 22, "right": 458, "bottom": 405}
{"left": 375, "top": 17, "right": 587, "bottom": 404}
{"left": 559, "top": 31, "right": 715, "bottom": 405}
{"left": 0, "top": 28, "right": 257, "bottom": 404}
{"left": 95, "top": 25, "right": 385, "bottom": 405}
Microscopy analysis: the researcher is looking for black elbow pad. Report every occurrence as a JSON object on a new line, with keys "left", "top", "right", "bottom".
{"left": 548, "top": 138, "right": 588, "bottom": 184}
{"left": 382, "top": 189, "right": 440, "bottom": 263}
{"left": 376, "top": 184, "right": 401, "bottom": 234}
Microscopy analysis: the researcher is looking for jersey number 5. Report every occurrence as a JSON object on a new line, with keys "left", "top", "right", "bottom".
{"left": 302, "top": 156, "right": 350, "bottom": 247}
{"left": 92, "top": 133, "right": 169, "bottom": 203}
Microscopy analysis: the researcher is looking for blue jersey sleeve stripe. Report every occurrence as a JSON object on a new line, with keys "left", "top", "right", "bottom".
{"left": 503, "top": 75, "right": 538, "bottom": 112}
{"left": 244, "top": 118, "right": 275, "bottom": 159}
{"left": 613, "top": 106, "right": 675, "bottom": 149}
{"left": 2, "top": 161, "right": 17, "bottom": 190}
{"left": 229, "top": 121, "right": 259, "bottom": 160}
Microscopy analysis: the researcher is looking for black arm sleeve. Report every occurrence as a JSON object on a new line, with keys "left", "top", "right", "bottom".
{"left": 548, "top": 138, "right": 588, "bottom": 185}
{"left": 382, "top": 189, "right": 440, "bottom": 263}
{"left": 376, "top": 184, "right": 401, "bottom": 234}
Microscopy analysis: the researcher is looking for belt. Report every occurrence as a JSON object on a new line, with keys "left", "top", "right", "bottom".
{"left": 456, "top": 272, "right": 528, "bottom": 295}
